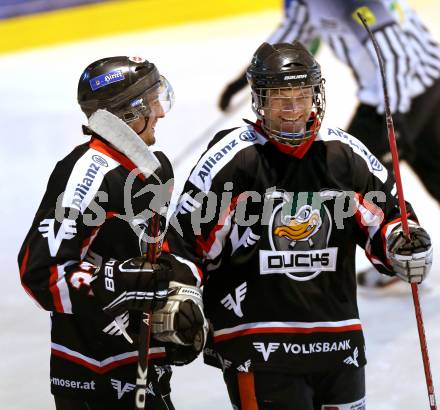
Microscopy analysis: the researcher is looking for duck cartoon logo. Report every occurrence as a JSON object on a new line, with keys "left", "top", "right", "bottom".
{"left": 260, "top": 191, "right": 338, "bottom": 281}
{"left": 274, "top": 205, "right": 322, "bottom": 247}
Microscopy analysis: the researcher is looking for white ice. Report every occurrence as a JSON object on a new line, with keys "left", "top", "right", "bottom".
{"left": 0, "top": 7, "right": 439, "bottom": 410}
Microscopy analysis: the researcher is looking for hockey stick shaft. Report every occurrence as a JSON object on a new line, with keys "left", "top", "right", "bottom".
{"left": 135, "top": 212, "right": 161, "bottom": 410}
{"left": 135, "top": 309, "right": 152, "bottom": 410}
{"left": 358, "top": 17, "right": 409, "bottom": 235}
{"left": 88, "top": 109, "right": 161, "bottom": 408}
{"left": 357, "top": 13, "right": 437, "bottom": 410}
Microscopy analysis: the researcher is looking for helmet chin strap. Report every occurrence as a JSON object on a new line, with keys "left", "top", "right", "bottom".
{"left": 135, "top": 114, "right": 150, "bottom": 135}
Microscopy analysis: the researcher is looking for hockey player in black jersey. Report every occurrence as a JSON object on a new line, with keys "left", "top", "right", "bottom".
{"left": 18, "top": 56, "right": 207, "bottom": 410}
{"left": 219, "top": 0, "right": 440, "bottom": 289}
{"left": 163, "top": 41, "right": 433, "bottom": 409}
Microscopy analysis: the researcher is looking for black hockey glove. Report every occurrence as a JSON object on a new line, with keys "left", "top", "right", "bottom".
{"left": 152, "top": 281, "right": 208, "bottom": 365}
{"left": 91, "top": 257, "right": 171, "bottom": 316}
{"left": 218, "top": 72, "right": 248, "bottom": 111}
{"left": 386, "top": 223, "right": 433, "bottom": 283}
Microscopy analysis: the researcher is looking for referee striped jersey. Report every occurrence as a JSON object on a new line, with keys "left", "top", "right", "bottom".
{"left": 268, "top": 0, "right": 440, "bottom": 113}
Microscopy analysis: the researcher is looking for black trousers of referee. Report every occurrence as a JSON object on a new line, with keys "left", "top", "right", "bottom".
{"left": 224, "top": 366, "right": 365, "bottom": 410}
{"left": 348, "top": 78, "right": 440, "bottom": 205}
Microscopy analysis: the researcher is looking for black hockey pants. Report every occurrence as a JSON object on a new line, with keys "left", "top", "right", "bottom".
{"left": 224, "top": 366, "right": 365, "bottom": 410}
{"left": 53, "top": 364, "right": 175, "bottom": 410}
{"left": 348, "top": 78, "right": 440, "bottom": 205}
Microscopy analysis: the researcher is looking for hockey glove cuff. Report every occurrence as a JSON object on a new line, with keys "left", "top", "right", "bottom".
{"left": 152, "top": 281, "right": 208, "bottom": 347}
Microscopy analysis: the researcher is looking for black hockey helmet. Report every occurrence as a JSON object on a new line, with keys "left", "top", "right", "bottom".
{"left": 246, "top": 41, "right": 325, "bottom": 146}
{"left": 77, "top": 56, "right": 174, "bottom": 123}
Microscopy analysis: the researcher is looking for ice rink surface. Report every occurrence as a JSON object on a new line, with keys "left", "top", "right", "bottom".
{"left": 1, "top": 6, "right": 439, "bottom": 409}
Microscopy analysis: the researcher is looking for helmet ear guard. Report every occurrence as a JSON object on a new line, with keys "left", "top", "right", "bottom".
{"left": 247, "top": 41, "right": 326, "bottom": 146}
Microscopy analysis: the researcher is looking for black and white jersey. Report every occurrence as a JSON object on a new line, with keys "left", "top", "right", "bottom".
{"left": 270, "top": 0, "right": 440, "bottom": 113}
{"left": 164, "top": 121, "right": 415, "bottom": 374}
{"left": 17, "top": 136, "right": 183, "bottom": 400}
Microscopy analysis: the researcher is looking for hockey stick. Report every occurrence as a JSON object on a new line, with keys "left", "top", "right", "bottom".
{"left": 135, "top": 212, "right": 160, "bottom": 410}
{"left": 357, "top": 13, "right": 437, "bottom": 410}
{"left": 172, "top": 94, "right": 249, "bottom": 169}
{"left": 88, "top": 110, "right": 161, "bottom": 409}
{"left": 88, "top": 109, "right": 161, "bottom": 175}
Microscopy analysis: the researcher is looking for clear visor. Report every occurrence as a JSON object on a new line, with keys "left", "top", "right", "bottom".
{"left": 155, "top": 75, "right": 175, "bottom": 113}
{"left": 121, "top": 75, "right": 175, "bottom": 123}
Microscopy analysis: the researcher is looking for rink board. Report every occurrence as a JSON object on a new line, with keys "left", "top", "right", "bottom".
{"left": 0, "top": 0, "right": 280, "bottom": 54}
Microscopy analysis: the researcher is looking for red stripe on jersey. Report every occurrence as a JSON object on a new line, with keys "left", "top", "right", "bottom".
{"left": 353, "top": 192, "right": 384, "bottom": 235}
{"left": 19, "top": 243, "right": 42, "bottom": 306}
{"left": 162, "top": 240, "right": 170, "bottom": 253}
{"left": 81, "top": 226, "right": 100, "bottom": 254}
{"left": 352, "top": 193, "right": 415, "bottom": 271}
{"left": 196, "top": 265, "right": 204, "bottom": 283}
{"left": 355, "top": 192, "right": 383, "bottom": 217}
{"left": 196, "top": 193, "right": 249, "bottom": 256}
{"left": 52, "top": 349, "right": 138, "bottom": 374}
{"left": 49, "top": 265, "right": 64, "bottom": 313}
{"left": 214, "top": 324, "right": 363, "bottom": 343}
{"left": 89, "top": 137, "right": 146, "bottom": 182}
{"left": 51, "top": 349, "right": 166, "bottom": 374}
{"left": 80, "top": 211, "right": 118, "bottom": 255}
{"left": 353, "top": 192, "right": 390, "bottom": 267}
{"left": 19, "top": 243, "right": 30, "bottom": 276}
{"left": 147, "top": 351, "right": 167, "bottom": 360}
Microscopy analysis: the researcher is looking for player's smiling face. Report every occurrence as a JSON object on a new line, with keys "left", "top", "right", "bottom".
{"left": 129, "top": 92, "right": 165, "bottom": 146}
{"left": 264, "top": 87, "right": 313, "bottom": 136}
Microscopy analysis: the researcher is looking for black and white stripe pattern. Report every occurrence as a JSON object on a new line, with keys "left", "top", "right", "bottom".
{"left": 103, "top": 289, "right": 168, "bottom": 312}
{"left": 268, "top": 1, "right": 318, "bottom": 47}
{"left": 365, "top": 6, "right": 440, "bottom": 112}
{"left": 366, "top": 25, "right": 407, "bottom": 113}
{"left": 267, "top": 0, "right": 440, "bottom": 114}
